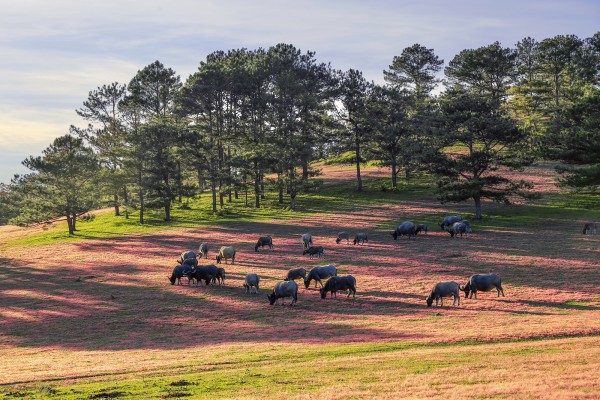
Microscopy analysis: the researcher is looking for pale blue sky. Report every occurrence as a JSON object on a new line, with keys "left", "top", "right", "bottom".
{"left": 1, "top": 0, "right": 598, "bottom": 183}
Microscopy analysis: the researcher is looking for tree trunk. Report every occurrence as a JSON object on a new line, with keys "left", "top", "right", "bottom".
{"left": 211, "top": 176, "right": 217, "bottom": 213}
{"left": 66, "top": 211, "right": 74, "bottom": 235}
{"left": 138, "top": 170, "right": 144, "bottom": 224}
{"left": 355, "top": 133, "right": 362, "bottom": 192}
{"left": 254, "top": 160, "right": 260, "bottom": 208}
{"left": 176, "top": 161, "right": 182, "bottom": 204}
{"left": 122, "top": 185, "right": 128, "bottom": 218}
{"left": 164, "top": 201, "right": 171, "bottom": 221}
{"left": 391, "top": 157, "right": 397, "bottom": 189}
{"left": 474, "top": 196, "right": 482, "bottom": 220}
{"left": 113, "top": 194, "right": 120, "bottom": 216}
{"left": 197, "top": 165, "right": 204, "bottom": 191}
{"left": 302, "top": 158, "right": 309, "bottom": 182}
{"left": 72, "top": 211, "right": 77, "bottom": 231}
{"left": 290, "top": 191, "right": 297, "bottom": 210}
{"left": 164, "top": 174, "right": 172, "bottom": 221}
{"left": 227, "top": 147, "right": 233, "bottom": 203}
{"left": 278, "top": 173, "right": 284, "bottom": 205}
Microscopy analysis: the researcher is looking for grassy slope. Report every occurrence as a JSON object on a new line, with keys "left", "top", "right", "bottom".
{"left": 1, "top": 162, "right": 600, "bottom": 399}
{"left": 3, "top": 337, "right": 599, "bottom": 399}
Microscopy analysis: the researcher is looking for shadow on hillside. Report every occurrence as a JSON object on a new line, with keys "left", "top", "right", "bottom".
{"left": 3, "top": 193, "right": 600, "bottom": 353}
{"left": 0, "top": 260, "right": 425, "bottom": 352}
{"left": 510, "top": 298, "right": 600, "bottom": 311}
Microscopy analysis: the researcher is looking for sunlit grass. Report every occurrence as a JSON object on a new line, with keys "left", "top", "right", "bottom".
{"left": 2, "top": 166, "right": 598, "bottom": 249}
{"left": 1, "top": 336, "right": 598, "bottom": 399}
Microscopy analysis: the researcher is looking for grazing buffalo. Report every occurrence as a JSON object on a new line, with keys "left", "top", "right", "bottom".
{"left": 244, "top": 273, "right": 260, "bottom": 294}
{"left": 303, "top": 245, "right": 324, "bottom": 259}
{"left": 304, "top": 264, "right": 337, "bottom": 288}
{"left": 336, "top": 231, "right": 350, "bottom": 244}
{"left": 188, "top": 265, "right": 218, "bottom": 286}
{"left": 176, "top": 251, "right": 198, "bottom": 267}
{"left": 216, "top": 246, "right": 236, "bottom": 264}
{"left": 285, "top": 268, "right": 307, "bottom": 281}
{"left": 415, "top": 224, "right": 428, "bottom": 235}
{"left": 450, "top": 221, "right": 472, "bottom": 238}
{"left": 267, "top": 281, "right": 298, "bottom": 305}
{"left": 320, "top": 275, "right": 356, "bottom": 299}
{"left": 392, "top": 221, "right": 417, "bottom": 240}
{"left": 460, "top": 273, "right": 504, "bottom": 299}
{"left": 353, "top": 233, "right": 368, "bottom": 245}
{"left": 426, "top": 281, "right": 460, "bottom": 307}
{"left": 168, "top": 265, "right": 193, "bottom": 285}
{"left": 301, "top": 233, "right": 313, "bottom": 249}
{"left": 254, "top": 236, "right": 274, "bottom": 252}
{"left": 440, "top": 215, "right": 462, "bottom": 231}
{"left": 583, "top": 222, "right": 598, "bottom": 235}
{"left": 215, "top": 267, "right": 226, "bottom": 285}
{"left": 198, "top": 243, "right": 209, "bottom": 259}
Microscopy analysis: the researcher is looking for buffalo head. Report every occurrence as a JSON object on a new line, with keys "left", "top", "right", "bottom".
{"left": 426, "top": 295, "right": 434, "bottom": 307}
{"left": 460, "top": 283, "right": 471, "bottom": 298}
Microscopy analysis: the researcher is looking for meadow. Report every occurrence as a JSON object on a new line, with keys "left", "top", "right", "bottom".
{"left": 0, "top": 163, "right": 599, "bottom": 399}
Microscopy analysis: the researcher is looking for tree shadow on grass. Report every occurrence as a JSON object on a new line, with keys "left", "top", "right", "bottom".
{"left": 3, "top": 200, "right": 600, "bottom": 354}
{"left": 0, "top": 261, "right": 420, "bottom": 352}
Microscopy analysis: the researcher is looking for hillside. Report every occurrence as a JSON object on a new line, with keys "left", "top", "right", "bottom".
{"left": 0, "top": 163, "right": 599, "bottom": 399}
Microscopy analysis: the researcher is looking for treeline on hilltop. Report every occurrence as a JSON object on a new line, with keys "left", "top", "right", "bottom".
{"left": 1, "top": 34, "right": 599, "bottom": 233}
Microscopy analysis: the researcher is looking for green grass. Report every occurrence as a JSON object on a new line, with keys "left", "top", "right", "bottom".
{"left": 0, "top": 174, "right": 435, "bottom": 249}
{"left": 2, "top": 165, "right": 598, "bottom": 249}
{"left": 1, "top": 336, "right": 594, "bottom": 399}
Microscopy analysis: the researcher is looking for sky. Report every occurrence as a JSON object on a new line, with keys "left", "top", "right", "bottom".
{"left": 0, "top": 0, "right": 598, "bottom": 184}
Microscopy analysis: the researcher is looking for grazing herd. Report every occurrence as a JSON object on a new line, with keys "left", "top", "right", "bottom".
{"left": 168, "top": 215, "right": 513, "bottom": 309}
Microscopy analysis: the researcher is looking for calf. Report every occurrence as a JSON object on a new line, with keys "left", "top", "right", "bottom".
{"left": 583, "top": 222, "right": 598, "bottom": 235}
{"left": 267, "top": 281, "right": 298, "bottom": 306}
{"left": 450, "top": 221, "right": 472, "bottom": 238}
{"left": 198, "top": 243, "right": 209, "bottom": 259}
{"left": 415, "top": 224, "right": 428, "bottom": 235}
{"left": 426, "top": 281, "right": 460, "bottom": 307}
{"left": 215, "top": 267, "right": 226, "bottom": 285}
{"left": 320, "top": 275, "right": 356, "bottom": 299}
{"left": 301, "top": 233, "right": 313, "bottom": 249}
{"left": 440, "top": 215, "right": 462, "bottom": 231}
{"left": 460, "top": 273, "right": 505, "bottom": 299}
{"left": 254, "top": 236, "right": 274, "bottom": 252}
{"left": 244, "top": 274, "right": 260, "bottom": 294}
{"left": 285, "top": 268, "right": 307, "bottom": 281}
{"left": 303, "top": 245, "right": 324, "bottom": 259}
{"left": 304, "top": 264, "right": 337, "bottom": 288}
{"left": 353, "top": 233, "right": 368, "bottom": 245}
{"left": 336, "top": 231, "right": 350, "bottom": 244}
